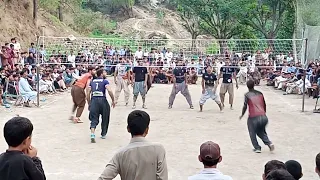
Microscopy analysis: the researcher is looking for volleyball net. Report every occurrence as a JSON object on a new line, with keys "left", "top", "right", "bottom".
{"left": 36, "top": 36, "right": 306, "bottom": 68}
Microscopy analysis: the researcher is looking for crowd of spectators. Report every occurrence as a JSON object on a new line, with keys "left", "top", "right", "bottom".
{"left": 1, "top": 37, "right": 319, "bottom": 107}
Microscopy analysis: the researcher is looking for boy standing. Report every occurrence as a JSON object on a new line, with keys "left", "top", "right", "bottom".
{"left": 0, "top": 116, "right": 46, "bottom": 180}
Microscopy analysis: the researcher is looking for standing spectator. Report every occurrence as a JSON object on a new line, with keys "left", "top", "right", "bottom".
{"left": 316, "top": 153, "right": 320, "bottom": 177}
{"left": 97, "top": 110, "right": 168, "bottom": 180}
{"left": 67, "top": 50, "right": 76, "bottom": 67}
{"left": 0, "top": 116, "right": 46, "bottom": 180}
{"left": 10, "top": 37, "right": 21, "bottom": 53}
{"left": 188, "top": 141, "right": 232, "bottom": 180}
{"left": 285, "top": 160, "right": 303, "bottom": 180}
{"left": 29, "top": 43, "right": 37, "bottom": 54}
{"left": 134, "top": 47, "right": 143, "bottom": 60}
{"left": 165, "top": 48, "right": 173, "bottom": 64}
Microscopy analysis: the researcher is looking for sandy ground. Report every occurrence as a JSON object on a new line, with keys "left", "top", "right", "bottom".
{"left": 1, "top": 80, "right": 320, "bottom": 180}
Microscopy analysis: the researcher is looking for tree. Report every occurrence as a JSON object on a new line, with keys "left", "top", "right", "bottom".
{"left": 238, "top": 0, "right": 294, "bottom": 48}
{"left": 33, "top": 0, "right": 38, "bottom": 26}
{"left": 177, "top": 4, "right": 202, "bottom": 51}
{"left": 177, "top": 0, "right": 243, "bottom": 55}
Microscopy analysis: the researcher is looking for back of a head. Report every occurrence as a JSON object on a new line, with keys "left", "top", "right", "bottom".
{"left": 285, "top": 160, "right": 302, "bottom": 180}
{"left": 316, "top": 153, "right": 320, "bottom": 172}
{"left": 4, "top": 117, "right": 33, "bottom": 147}
{"left": 127, "top": 110, "right": 150, "bottom": 136}
{"left": 247, "top": 79, "right": 255, "bottom": 89}
{"left": 264, "top": 160, "right": 287, "bottom": 176}
{"left": 266, "top": 169, "right": 296, "bottom": 180}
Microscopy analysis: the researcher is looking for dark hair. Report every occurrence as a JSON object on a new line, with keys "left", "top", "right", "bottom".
{"left": 4, "top": 117, "right": 33, "bottom": 147}
{"left": 247, "top": 79, "right": 255, "bottom": 89}
{"left": 87, "top": 66, "right": 95, "bottom": 72}
{"left": 96, "top": 68, "right": 104, "bottom": 77}
{"left": 316, "top": 153, "right": 320, "bottom": 171}
{"left": 266, "top": 169, "right": 295, "bottom": 180}
{"left": 285, "top": 160, "right": 302, "bottom": 180}
{"left": 264, "top": 160, "right": 287, "bottom": 176}
{"left": 201, "top": 157, "right": 220, "bottom": 167}
{"left": 20, "top": 70, "right": 27, "bottom": 76}
{"left": 127, "top": 110, "right": 150, "bottom": 136}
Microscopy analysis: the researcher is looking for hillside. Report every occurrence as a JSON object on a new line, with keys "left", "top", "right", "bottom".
{"left": 0, "top": 0, "right": 191, "bottom": 49}
{"left": 0, "top": 0, "right": 79, "bottom": 48}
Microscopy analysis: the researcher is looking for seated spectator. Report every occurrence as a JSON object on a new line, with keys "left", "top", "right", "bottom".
{"left": 295, "top": 75, "right": 311, "bottom": 95}
{"left": 63, "top": 68, "right": 75, "bottom": 87}
{"left": 54, "top": 71, "right": 67, "bottom": 91}
{"left": 39, "top": 75, "right": 55, "bottom": 94}
{"left": 0, "top": 116, "right": 46, "bottom": 180}
{"left": 188, "top": 141, "right": 232, "bottom": 180}
{"left": 316, "top": 153, "right": 320, "bottom": 177}
{"left": 166, "top": 67, "right": 173, "bottom": 84}
{"left": 154, "top": 69, "right": 168, "bottom": 84}
{"left": 263, "top": 160, "right": 287, "bottom": 179}
{"left": 97, "top": 110, "right": 168, "bottom": 180}
{"left": 18, "top": 70, "right": 37, "bottom": 107}
{"left": 275, "top": 73, "right": 290, "bottom": 89}
{"left": 187, "top": 67, "right": 198, "bottom": 84}
{"left": 266, "top": 169, "right": 295, "bottom": 180}
{"left": 285, "top": 160, "right": 303, "bottom": 180}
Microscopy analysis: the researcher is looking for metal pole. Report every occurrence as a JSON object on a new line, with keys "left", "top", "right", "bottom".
{"left": 302, "top": 38, "right": 308, "bottom": 112}
{"left": 35, "top": 35, "right": 40, "bottom": 107}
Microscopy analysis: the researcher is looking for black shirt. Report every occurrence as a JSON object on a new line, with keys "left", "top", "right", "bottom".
{"left": 0, "top": 150, "right": 46, "bottom": 180}
{"left": 203, "top": 72, "right": 217, "bottom": 87}
{"left": 220, "top": 67, "right": 235, "bottom": 83}
{"left": 133, "top": 67, "right": 148, "bottom": 82}
{"left": 173, "top": 67, "right": 187, "bottom": 83}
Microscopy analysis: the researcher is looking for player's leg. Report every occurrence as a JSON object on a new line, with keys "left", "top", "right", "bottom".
{"left": 199, "top": 89, "right": 209, "bottom": 112}
{"left": 70, "top": 85, "right": 77, "bottom": 120}
{"left": 168, "top": 83, "right": 180, "bottom": 109}
{"left": 227, "top": 83, "right": 234, "bottom": 109}
{"left": 132, "top": 82, "right": 139, "bottom": 109}
{"left": 256, "top": 115, "right": 274, "bottom": 152}
{"left": 114, "top": 77, "right": 122, "bottom": 105}
{"left": 89, "top": 99, "right": 100, "bottom": 143}
{"left": 212, "top": 92, "right": 223, "bottom": 111}
{"left": 219, "top": 83, "right": 227, "bottom": 107}
{"left": 123, "top": 79, "right": 130, "bottom": 106}
{"left": 73, "top": 86, "right": 86, "bottom": 123}
{"left": 100, "top": 99, "right": 111, "bottom": 139}
{"left": 247, "top": 117, "right": 262, "bottom": 153}
{"left": 141, "top": 81, "right": 147, "bottom": 109}
{"left": 181, "top": 82, "right": 193, "bottom": 109}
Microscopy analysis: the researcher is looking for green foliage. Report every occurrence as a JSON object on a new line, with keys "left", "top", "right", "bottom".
{"left": 156, "top": 9, "right": 165, "bottom": 24}
{"left": 73, "top": 10, "right": 116, "bottom": 34}
{"left": 206, "top": 42, "right": 219, "bottom": 55}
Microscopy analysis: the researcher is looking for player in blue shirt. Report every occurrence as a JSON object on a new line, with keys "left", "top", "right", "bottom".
{"left": 87, "top": 69, "right": 115, "bottom": 143}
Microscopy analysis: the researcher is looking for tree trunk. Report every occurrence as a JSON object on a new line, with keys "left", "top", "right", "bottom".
{"left": 191, "top": 33, "right": 198, "bottom": 54}
{"left": 218, "top": 40, "right": 227, "bottom": 59}
{"left": 58, "top": 3, "right": 63, "bottom": 21}
{"left": 33, "top": 0, "right": 37, "bottom": 26}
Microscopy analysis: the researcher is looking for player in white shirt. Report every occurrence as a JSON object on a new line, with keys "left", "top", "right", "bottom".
{"left": 114, "top": 59, "right": 131, "bottom": 106}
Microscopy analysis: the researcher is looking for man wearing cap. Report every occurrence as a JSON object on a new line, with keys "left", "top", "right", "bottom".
{"left": 188, "top": 141, "right": 232, "bottom": 180}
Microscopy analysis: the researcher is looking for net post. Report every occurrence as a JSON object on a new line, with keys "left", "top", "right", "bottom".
{"left": 35, "top": 35, "right": 40, "bottom": 107}
{"left": 302, "top": 38, "right": 308, "bottom": 112}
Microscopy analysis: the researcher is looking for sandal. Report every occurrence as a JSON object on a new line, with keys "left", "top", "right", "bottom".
{"left": 73, "top": 117, "right": 83, "bottom": 123}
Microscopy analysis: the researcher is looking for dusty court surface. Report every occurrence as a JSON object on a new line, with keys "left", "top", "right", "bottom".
{"left": 1, "top": 80, "right": 320, "bottom": 180}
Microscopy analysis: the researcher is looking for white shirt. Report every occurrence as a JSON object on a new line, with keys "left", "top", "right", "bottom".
{"left": 135, "top": 50, "right": 143, "bottom": 59}
{"left": 116, "top": 64, "right": 128, "bottom": 77}
{"left": 188, "top": 168, "right": 233, "bottom": 180}
{"left": 165, "top": 52, "right": 173, "bottom": 61}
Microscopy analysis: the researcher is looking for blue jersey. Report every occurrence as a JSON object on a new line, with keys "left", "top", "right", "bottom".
{"left": 173, "top": 67, "right": 187, "bottom": 83}
{"left": 90, "top": 78, "right": 109, "bottom": 98}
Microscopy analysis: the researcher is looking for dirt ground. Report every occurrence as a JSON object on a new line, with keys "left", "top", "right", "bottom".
{"left": 0, "top": 81, "right": 320, "bottom": 180}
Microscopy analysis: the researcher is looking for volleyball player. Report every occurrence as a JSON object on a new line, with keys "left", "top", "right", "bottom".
{"left": 87, "top": 69, "right": 115, "bottom": 143}
{"left": 132, "top": 60, "right": 148, "bottom": 109}
{"left": 114, "top": 58, "right": 130, "bottom": 106}
{"left": 199, "top": 65, "right": 223, "bottom": 112}
{"left": 70, "top": 67, "right": 96, "bottom": 123}
{"left": 168, "top": 59, "right": 193, "bottom": 109}
{"left": 239, "top": 80, "right": 274, "bottom": 153}
{"left": 217, "top": 60, "right": 238, "bottom": 109}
